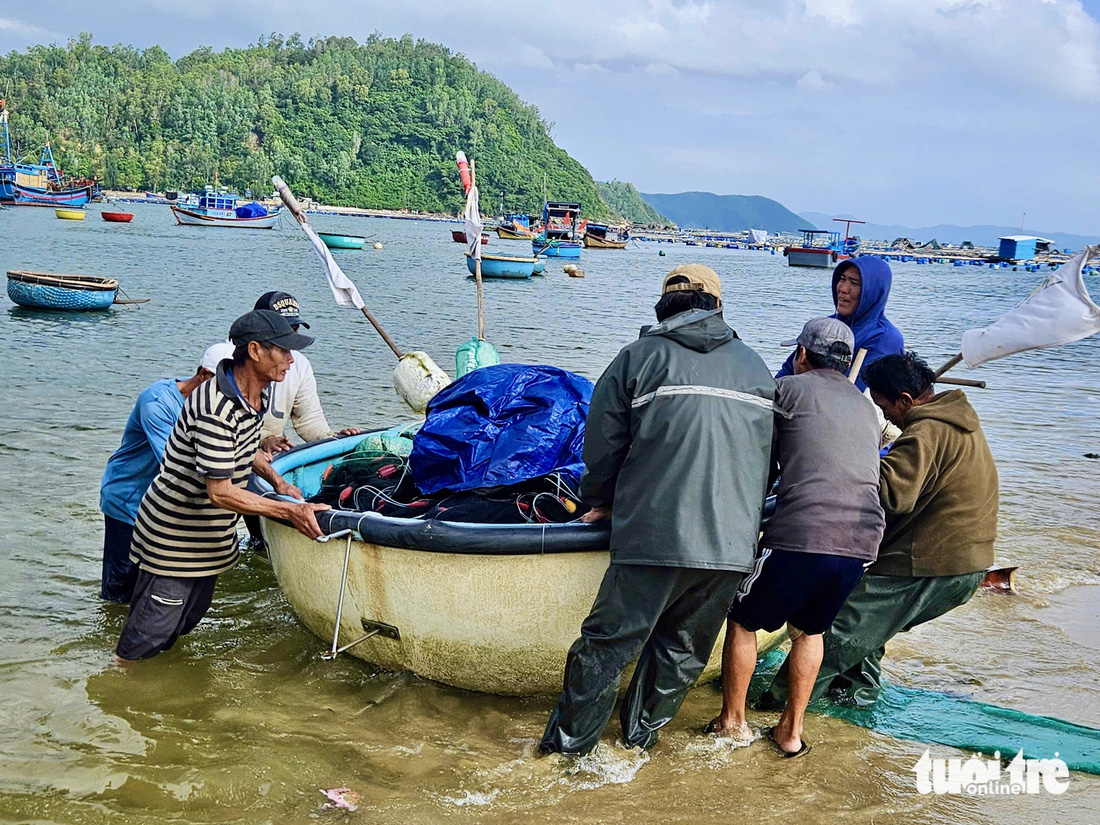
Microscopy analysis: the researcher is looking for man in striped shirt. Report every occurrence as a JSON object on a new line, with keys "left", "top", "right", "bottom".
{"left": 115, "top": 310, "right": 330, "bottom": 662}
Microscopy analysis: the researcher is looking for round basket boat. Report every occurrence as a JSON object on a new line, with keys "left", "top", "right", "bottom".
{"left": 255, "top": 431, "right": 786, "bottom": 696}
{"left": 6, "top": 270, "right": 119, "bottom": 311}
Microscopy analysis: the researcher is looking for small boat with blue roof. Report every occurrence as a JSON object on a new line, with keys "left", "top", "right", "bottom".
{"left": 533, "top": 201, "right": 583, "bottom": 259}
{"left": 171, "top": 187, "right": 281, "bottom": 228}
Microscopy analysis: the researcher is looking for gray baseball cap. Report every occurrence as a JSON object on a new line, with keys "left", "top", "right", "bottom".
{"left": 781, "top": 317, "right": 855, "bottom": 363}
{"left": 229, "top": 310, "right": 315, "bottom": 350}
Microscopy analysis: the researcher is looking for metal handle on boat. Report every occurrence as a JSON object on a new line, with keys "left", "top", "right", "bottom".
{"left": 317, "top": 529, "right": 402, "bottom": 660}
{"left": 321, "top": 620, "right": 402, "bottom": 660}
{"left": 320, "top": 531, "right": 355, "bottom": 660}
{"left": 316, "top": 528, "right": 354, "bottom": 543}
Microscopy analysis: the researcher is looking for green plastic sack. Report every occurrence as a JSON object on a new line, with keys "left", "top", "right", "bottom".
{"left": 455, "top": 336, "right": 501, "bottom": 379}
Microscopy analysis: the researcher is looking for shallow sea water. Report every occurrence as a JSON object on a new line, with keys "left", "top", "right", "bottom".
{"left": 0, "top": 203, "right": 1098, "bottom": 823}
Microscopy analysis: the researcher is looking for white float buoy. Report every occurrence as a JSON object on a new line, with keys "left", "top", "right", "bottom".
{"left": 373, "top": 242, "right": 384, "bottom": 250}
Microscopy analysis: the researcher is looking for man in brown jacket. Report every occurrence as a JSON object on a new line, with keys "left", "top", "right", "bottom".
{"left": 759, "top": 351, "right": 998, "bottom": 708}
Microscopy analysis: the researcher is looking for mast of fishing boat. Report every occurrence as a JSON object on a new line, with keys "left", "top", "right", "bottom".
{"left": 0, "top": 100, "right": 10, "bottom": 164}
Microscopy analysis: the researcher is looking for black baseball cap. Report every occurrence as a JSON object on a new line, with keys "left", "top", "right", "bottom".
{"left": 254, "top": 290, "right": 310, "bottom": 329}
{"left": 229, "top": 310, "right": 315, "bottom": 350}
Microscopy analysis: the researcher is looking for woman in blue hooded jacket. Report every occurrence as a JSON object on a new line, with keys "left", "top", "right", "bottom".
{"left": 777, "top": 257, "right": 904, "bottom": 391}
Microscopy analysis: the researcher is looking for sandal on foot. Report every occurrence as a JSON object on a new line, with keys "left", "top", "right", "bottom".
{"left": 764, "top": 726, "right": 813, "bottom": 759}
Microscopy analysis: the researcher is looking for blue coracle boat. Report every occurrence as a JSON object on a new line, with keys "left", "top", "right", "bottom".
{"left": 533, "top": 200, "right": 583, "bottom": 258}
{"left": 6, "top": 271, "right": 118, "bottom": 310}
{"left": 466, "top": 253, "right": 536, "bottom": 279}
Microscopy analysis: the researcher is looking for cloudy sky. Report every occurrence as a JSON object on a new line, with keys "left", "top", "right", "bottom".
{"left": 2, "top": 1, "right": 1098, "bottom": 234}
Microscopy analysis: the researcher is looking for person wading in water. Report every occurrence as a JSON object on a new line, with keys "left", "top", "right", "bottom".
{"left": 539, "top": 265, "right": 775, "bottom": 756}
{"left": 114, "top": 311, "right": 330, "bottom": 663}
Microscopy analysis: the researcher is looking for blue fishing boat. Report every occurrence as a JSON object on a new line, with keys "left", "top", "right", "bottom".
{"left": 171, "top": 188, "right": 280, "bottom": 228}
{"left": 466, "top": 253, "right": 536, "bottom": 280}
{"left": 0, "top": 104, "right": 99, "bottom": 205}
{"left": 13, "top": 182, "right": 94, "bottom": 208}
{"left": 6, "top": 270, "right": 118, "bottom": 311}
{"left": 533, "top": 201, "right": 583, "bottom": 259}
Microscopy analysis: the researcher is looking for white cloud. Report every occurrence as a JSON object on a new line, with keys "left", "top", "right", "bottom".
{"left": 796, "top": 69, "right": 835, "bottom": 92}
{"left": 0, "top": 16, "right": 64, "bottom": 42}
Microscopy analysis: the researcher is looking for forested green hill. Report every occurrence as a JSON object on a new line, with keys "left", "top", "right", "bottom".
{"left": 0, "top": 33, "right": 616, "bottom": 218}
{"left": 596, "top": 180, "right": 673, "bottom": 227}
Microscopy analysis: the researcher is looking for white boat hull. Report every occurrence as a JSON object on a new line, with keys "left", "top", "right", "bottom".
{"left": 171, "top": 205, "right": 280, "bottom": 228}
{"left": 262, "top": 518, "right": 786, "bottom": 695}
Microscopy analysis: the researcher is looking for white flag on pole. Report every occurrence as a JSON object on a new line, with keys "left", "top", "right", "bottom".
{"left": 961, "top": 245, "right": 1100, "bottom": 367}
{"left": 464, "top": 184, "right": 483, "bottom": 261}
{"left": 300, "top": 223, "right": 366, "bottom": 310}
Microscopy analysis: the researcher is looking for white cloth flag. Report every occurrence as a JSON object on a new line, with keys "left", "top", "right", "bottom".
{"left": 961, "top": 245, "right": 1100, "bottom": 367}
{"left": 300, "top": 223, "right": 365, "bottom": 310}
{"left": 464, "top": 184, "right": 483, "bottom": 261}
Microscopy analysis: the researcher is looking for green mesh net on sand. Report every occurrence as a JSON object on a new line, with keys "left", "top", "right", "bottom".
{"left": 751, "top": 649, "right": 1100, "bottom": 775}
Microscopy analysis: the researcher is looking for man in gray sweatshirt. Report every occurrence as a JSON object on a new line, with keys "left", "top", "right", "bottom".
{"left": 706, "top": 317, "right": 885, "bottom": 757}
{"left": 539, "top": 264, "right": 775, "bottom": 756}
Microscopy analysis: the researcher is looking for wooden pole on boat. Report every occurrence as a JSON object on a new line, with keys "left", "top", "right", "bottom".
{"left": 272, "top": 175, "right": 404, "bottom": 358}
{"left": 937, "top": 375, "right": 987, "bottom": 389}
{"left": 847, "top": 348, "right": 868, "bottom": 384}
{"left": 471, "top": 159, "right": 485, "bottom": 341}
{"left": 934, "top": 353, "right": 963, "bottom": 378}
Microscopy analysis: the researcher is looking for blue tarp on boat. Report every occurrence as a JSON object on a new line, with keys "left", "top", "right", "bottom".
{"left": 235, "top": 202, "right": 269, "bottom": 218}
{"left": 410, "top": 364, "right": 593, "bottom": 494}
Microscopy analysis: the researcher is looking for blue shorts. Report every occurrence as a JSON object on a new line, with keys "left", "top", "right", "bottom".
{"left": 729, "top": 548, "right": 866, "bottom": 636}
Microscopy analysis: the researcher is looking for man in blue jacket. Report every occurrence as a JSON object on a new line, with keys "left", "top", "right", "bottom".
{"left": 539, "top": 264, "right": 775, "bottom": 756}
{"left": 99, "top": 342, "right": 234, "bottom": 602}
{"left": 776, "top": 257, "right": 904, "bottom": 391}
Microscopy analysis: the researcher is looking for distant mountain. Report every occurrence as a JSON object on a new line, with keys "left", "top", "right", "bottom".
{"left": 639, "top": 191, "right": 807, "bottom": 233}
{"left": 597, "top": 180, "right": 673, "bottom": 227}
{"left": 798, "top": 212, "right": 1097, "bottom": 251}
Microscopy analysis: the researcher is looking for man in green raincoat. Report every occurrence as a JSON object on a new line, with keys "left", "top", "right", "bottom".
{"left": 539, "top": 264, "right": 775, "bottom": 756}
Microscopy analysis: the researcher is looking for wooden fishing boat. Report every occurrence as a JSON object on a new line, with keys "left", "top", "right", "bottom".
{"left": 170, "top": 190, "right": 280, "bottom": 228}
{"left": 15, "top": 183, "right": 93, "bottom": 208}
{"left": 465, "top": 252, "right": 537, "bottom": 280}
{"left": 583, "top": 223, "right": 629, "bottom": 249}
{"left": 317, "top": 232, "right": 366, "bottom": 250}
{"left": 255, "top": 433, "right": 786, "bottom": 695}
{"left": 494, "top": 213, "right": 538, "bottom": 240}
{"left": 102, "top": 210, "right": 133, "bottom": 223}
{"left": 783, "top": 221, "right": 863, "bottom": 268}
{"left": 496, "top": 224, "right": 536, "bottom": 240}
{"left": 534, "top": 201, "right": 583, "bottom": 258}
{"left": 451, "top": 229, "right": 489, "bottom": 244}
{"left": 54, "top": 208, "right": 85, "bottom": 221}
{"left": 6, "top": 270, "right": 118, "bottom": 310}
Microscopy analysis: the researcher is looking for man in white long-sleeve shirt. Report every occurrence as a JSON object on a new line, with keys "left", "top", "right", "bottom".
{"left": 245, "top": 292, "right": 360, "bottom": 552}
{"left": 253, "top": 291, "right": 360, "bottom": 451}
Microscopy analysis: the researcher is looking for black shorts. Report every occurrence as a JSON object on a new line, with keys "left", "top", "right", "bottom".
{"left": 729, "top": 548, "right": 866, "bottom": 636}
{"left": 115, "top": 567, "right": 219, "bottom": 660}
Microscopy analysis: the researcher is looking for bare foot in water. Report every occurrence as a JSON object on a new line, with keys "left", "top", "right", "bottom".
{"left": 704, "top": 717, "right": 754, "bottom": 743}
